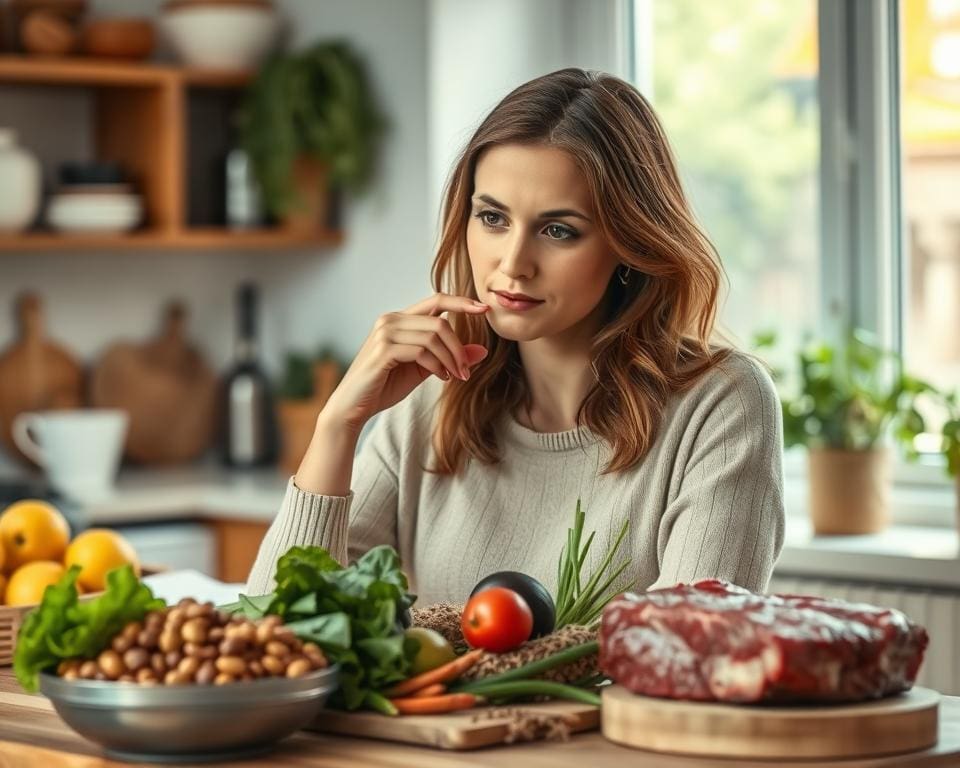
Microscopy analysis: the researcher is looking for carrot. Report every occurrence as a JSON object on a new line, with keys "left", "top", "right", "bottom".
{"left": 389, "top": 693, "right": 479, "bottom": 715}
{"left": 412, "top": 683, "right": 446, "bottom": 698}
{"left": 385, "top": 649, "right": 484, "bottom": 697}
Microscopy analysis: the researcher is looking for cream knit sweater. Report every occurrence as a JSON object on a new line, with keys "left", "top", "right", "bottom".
{"left": 246, "top": 351, "right": 785, "bottom": 605}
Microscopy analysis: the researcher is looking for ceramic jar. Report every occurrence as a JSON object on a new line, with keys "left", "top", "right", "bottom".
{"left": 0, "top": 129, "right": 41, "bottom": 231}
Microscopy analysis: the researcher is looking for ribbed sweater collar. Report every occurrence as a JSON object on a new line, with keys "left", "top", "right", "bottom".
{"left": 500, "top": 415, "right": 600, "bottom": 452}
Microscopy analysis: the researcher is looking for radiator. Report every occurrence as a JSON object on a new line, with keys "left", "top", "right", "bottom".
{"left": 769, "top": 575, "right": 959, "bottom": 696}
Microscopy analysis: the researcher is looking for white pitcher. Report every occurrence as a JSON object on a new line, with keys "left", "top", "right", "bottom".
{"left": 0, "top": 128, "right": 41, "bottom": 232}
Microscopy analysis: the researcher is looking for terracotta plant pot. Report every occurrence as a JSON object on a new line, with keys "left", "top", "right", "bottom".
{"left": 277, "top": 360, "right": 340, "bottom": 476}
{"left": 280, "top": 157, "right": 332, "bottom": 235}
{"left": 808, "top": 447, "right": 890, "bottom": 535}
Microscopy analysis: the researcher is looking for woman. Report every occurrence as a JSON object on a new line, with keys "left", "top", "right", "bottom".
{"left": 247, "top": 68, "right": 784, "bottom": 604}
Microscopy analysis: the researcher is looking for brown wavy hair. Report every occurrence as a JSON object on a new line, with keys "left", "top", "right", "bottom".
{"left": 430, "top": 68, "right": 731, "bottom": 475}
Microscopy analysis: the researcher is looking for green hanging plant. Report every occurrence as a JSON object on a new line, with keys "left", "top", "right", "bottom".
{"left": 240, "top": 40, "right": 387, "bottom": 217}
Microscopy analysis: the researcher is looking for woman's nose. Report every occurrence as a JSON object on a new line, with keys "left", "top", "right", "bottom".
{"left": 497, "top": 232, "right": 536, "bottom": 280}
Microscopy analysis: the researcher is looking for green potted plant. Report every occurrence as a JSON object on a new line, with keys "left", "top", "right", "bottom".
{"left": 239, "top": 40, "right": 387, "bottom": 230}
{"left": 938, "top": 392, "right": 960, "bottom": 532}
{"left": 755, "top": 329, "right": 935, "bottom": 535}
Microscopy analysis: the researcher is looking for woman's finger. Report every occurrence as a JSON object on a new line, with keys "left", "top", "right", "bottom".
{"left": 388, "top": 329, "right": 463, "bottom": 381}
{"left": 390, "top": 314, "right": 470, "bottom": 377}
{"left": 404, "top": 292, "right": 488, "bottom": 317}
{"left": 388, "top": 344, "right": 450, "bottom": 381}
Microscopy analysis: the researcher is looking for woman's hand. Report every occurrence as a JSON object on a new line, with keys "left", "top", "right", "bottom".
{"left": 320, "top": 293, "right": 490, "bottom": 434}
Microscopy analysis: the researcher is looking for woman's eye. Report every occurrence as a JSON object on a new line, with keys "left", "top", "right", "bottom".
{"left": 545, "top": 224, "right": 577, "bottom": 241}
{"left": 477, "top": 211, "right": 504, "bottom": 227}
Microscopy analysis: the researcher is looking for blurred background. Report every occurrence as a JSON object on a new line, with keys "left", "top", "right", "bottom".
{"left": 0, "top": 0, "right": 958, "bottom": 691}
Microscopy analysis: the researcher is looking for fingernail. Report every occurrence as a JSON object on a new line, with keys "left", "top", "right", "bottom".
{"left": 461, "top": 366, "right": 471, "bottom": 380}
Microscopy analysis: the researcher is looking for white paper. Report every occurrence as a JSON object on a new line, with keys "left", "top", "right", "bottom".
{"left": 142, "top": 570, "right": 246, "bottom": 607}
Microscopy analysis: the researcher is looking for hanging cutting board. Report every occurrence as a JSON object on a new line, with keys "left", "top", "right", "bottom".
{"left": 0, "top": 293, "right": 84, "bottom": 466}
{"left": 90, "top": 302, "right": 218, "bottom": 465}
{"left": 309, "top": 701, "right": 599, "bottom": 750}
{"left": 602, "top": 684, "right": 940, "bottom": 760}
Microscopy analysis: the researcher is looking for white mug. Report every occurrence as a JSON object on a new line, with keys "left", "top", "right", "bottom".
{"left": 12, "top": 409, "right": 128, "bottom": 504}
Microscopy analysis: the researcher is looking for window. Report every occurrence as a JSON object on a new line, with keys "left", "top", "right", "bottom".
{"left": 901, "top": 0, "right": 960, "bottom": 414}
{"left": 629, "top": 0, "right": 959, "bottom": 525}
{"left": 633, "top": 0, "right": 820, "bottom": 369}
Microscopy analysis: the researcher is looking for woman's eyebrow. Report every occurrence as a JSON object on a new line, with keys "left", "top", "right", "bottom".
{"left": 474, "top": 194, "right": 592, "bottom": 222}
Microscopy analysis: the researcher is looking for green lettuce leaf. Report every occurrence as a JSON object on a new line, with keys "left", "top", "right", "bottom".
{"left": 13, "top": 564, "right": 165, "bottom": 693}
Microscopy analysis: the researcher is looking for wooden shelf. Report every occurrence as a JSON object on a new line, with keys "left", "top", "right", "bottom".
{"left": 0, "top": 56, "right": 338, "bottom": 252}
{"left": 0, "top": 228, "right": 343, "bottom": 252}
{"left": 0, "top": 55, "right": 252, "bottom": 88}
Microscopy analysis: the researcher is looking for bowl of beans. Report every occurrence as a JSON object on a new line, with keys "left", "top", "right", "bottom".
{"left": 38, "top": 598, "right": 338, "bottom": 763}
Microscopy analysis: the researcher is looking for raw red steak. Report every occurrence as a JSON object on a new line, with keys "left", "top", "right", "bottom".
{"left": 600, "top": 579, "right": 928, "bottom": 703}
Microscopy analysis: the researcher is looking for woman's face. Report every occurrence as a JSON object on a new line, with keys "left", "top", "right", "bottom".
{"left": 466, "top": 143, "right": 620, "bottom": 344}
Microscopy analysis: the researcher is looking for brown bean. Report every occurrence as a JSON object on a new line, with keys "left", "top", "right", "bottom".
{"left": 214, "top": 672, "right": 235, "bottom": 685}
{"left": 208, "top": 626, "right": 225, "bottom": 643}
{"left": 181, "top": 617, "right": 208, "bottom": 644}
{"left": 97, "top": 650, "right": 125, "bottom": 680}
{"left": 165, "top": 607, "right": 185, "bottom": 626}
{"left": 159, "top": 629, "right": 182, "bottom": 654}
{"left": 164, "top": 670, "right": 190, "bottom": 685}
{"left": 218, "top": 637, "right": 245, "bottom": 656}
{"left": 122, "top": 621, "right": 143, "bottom": 643}
{"left": 286, "top": 658, "right": 311, "bottom": 678}
{"left": 303, "top": 643, "right": 327, "bottom": 668}
{"left": 118, "top": 674, "right": 135, "bottom": 683}
{"left": 164, "top": 651, "right": 183, "bottom": 669}
{"left": 57, "top": 659, "right": 80, "bottom": 676}
{"left": 123, "top": 647, "right": 150, "bottom": 672}
{"left": 144, "top": 613, "right": 164, "bottom": 632}
{"left": 248, "top": 660, "right": 264, "bottom": 678}
{"left": 62, "top": 669, "right": 79, "bottom": 681}
{"left": 79, "top": 660, "right": 98, "bottom": 679}
{"left": 215, "top": 610, "right": 232, "bottom": 626}
{"left": 138, "top": 629, "right": 160, "bottom": 650}
{"left": 265, "top": 641, "right": 289, "bottom": 659}
{"left": 136, "top": 668, "right": 157, "bottom": 684}
{"left": 255, "top": 622, "right": 274, "bottom": 645}
{"left": 261, "top": 654, "right": 285, "bottom": 676}
{"left": 94, "top": 671, "right": 108, "bottom": 681}
{"left": 215, "top": 656, "right": 246, "bottom": 676}
{"left": 177, "top": 597, "right": 196, "bottom": 609}
{"left": 195, "top": 660, "right": 217, "bottom": 685}
{"left": 177, "top": 656, "right": 200, "bottom": 678}
{"left": 111, "top": 634, "right": 132, "bottom": 654}
{"left": 186, "top": 602, "right": 213, "bottom": 619}
{"left": 151, "top": 653, "right": 167, "bottom": 676}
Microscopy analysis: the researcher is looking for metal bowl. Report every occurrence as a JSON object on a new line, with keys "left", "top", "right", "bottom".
{"left": 40, "top": 665, "right": 339, "bottom": 764}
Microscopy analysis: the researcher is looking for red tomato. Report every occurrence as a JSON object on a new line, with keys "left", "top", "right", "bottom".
{"left": 461, "top": 587, "right": 533, "bottom": 653}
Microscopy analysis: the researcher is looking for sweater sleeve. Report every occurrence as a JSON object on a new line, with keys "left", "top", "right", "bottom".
{"left": 244, "top": 412, "right": 401, "bottom": 595}
{"left": 649, "top": 356, "right": 785, "bottom": 593}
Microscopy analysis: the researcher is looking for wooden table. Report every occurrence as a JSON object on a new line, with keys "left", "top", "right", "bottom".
{"left": 1, "top": 670, "right": 959, "bottom": 768}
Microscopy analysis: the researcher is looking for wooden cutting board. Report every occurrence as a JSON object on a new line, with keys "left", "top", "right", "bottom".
{"left": 90, "top": 302, "right": 218, "bottom": 465}
{"left": 602, "top": 683, "right": 940, "bottom": 760}
{"left": 0, "top": 293, "right": 84, "bottom": 466}
{"left": 310, "top": 701, "right": 599, "bottom": 750}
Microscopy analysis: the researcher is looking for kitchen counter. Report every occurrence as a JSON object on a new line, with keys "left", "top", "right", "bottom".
{"left": 0, "top": 669, "right": 958, "bottom": 767}
{"left": 68, "top": 465, "right": 960, "bottom": 590}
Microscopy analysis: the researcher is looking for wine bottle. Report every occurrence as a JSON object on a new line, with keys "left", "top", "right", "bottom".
{"left": 222, "top": 283, "right": 276, "bottom": 467}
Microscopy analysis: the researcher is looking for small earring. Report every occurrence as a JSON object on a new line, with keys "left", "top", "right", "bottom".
{"left": 617, "top": 265, "right": 631, "bottom": 285}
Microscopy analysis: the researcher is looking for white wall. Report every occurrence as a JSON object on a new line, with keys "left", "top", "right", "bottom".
{"left": 427, "top": 0, "right": 630, "bottom": 221}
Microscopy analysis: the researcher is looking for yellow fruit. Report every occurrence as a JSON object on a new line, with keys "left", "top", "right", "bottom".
{"left": 0, "top": 500, "right": 70, "bottom": 571}
{"left": 5, "top": 561, "right": 65, "bottom": 606}
{"left": 64, "top": 529, "right": 140, "bottom": 592}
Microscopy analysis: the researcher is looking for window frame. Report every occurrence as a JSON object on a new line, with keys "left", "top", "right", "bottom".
{"left": 628, "top": 0, "right": 955, "bottom": 527}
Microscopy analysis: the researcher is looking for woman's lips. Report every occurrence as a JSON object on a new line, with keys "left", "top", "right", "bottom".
{"left": 493, "top": 291, "right": 544, "bottom": 312}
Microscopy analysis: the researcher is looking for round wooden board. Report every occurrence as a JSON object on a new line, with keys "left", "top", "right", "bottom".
{"left": 601, "top": 684, "right": 940, "bottom": 760}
